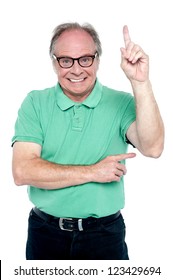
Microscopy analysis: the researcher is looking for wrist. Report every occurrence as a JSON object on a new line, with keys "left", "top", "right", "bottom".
{"left": 84, "top": 164, "right": 95, "bottom": 182}
{"left": 131, "top": 79, "right": 153, "bottom": 97}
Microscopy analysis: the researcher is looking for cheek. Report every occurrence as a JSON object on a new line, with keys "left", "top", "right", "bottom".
{"left": 55, "top": 67, "right": 68, "bottom": 80}
{"left": 90, "top": 67, "right": 98, "bottom": 78}
{"left": 90, "top": 62, "right": 99, "bottom": 76}
{"left": 86, "top": 64, "right": 99, "bottom": 77}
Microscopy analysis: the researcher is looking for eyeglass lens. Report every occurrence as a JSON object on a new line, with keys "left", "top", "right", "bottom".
{"left": 57, "top": 55, "right": 96, "bottom": 68}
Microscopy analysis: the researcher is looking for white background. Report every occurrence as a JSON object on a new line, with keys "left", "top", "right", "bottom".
{"left": 0, "top": 0, "right": 172, "bottom": 277}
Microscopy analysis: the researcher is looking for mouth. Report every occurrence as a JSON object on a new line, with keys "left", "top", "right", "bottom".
{"left": 68, "top": 78, "right": 85, "bottom": 83}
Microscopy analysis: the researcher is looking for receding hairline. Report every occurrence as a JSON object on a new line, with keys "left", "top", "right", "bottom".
{"left": 49, "top": 22, "right": 102, "bottom": 57}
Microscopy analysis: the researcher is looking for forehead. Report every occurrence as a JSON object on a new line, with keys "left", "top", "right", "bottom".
{"left": 54, "top": 29, "right": 96, "bottom": 56}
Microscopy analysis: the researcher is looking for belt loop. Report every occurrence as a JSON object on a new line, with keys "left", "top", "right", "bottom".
{"left": 78, "top": 219, "right": 83, "bottom": 231}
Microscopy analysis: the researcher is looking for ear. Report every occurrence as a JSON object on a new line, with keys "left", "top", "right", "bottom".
{"left": 96, "top": 57, "right": 100, "bottom": 71}
{"left": 52, "top": 60, "right": 57, "bottom": 74}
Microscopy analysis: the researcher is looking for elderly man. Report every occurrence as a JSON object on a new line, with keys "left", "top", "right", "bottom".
{"left": 12, "top": 22, "right": 164, "bottom": 260}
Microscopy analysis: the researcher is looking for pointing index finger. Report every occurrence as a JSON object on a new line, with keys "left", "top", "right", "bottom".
{"left": 115, "top": 153, "right": 136, "bottom": 161}
{"left": 123, "top": 25, "right": 131, "bottom": 47}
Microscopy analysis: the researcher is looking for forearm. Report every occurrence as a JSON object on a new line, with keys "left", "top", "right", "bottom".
{"left": 13, "top": 152, "right": 136, "bottom": 189}
{"left": 13, "top": 157, "right": 93, "bottom": 189}
{"left": 131, "top": 79, "right": 164, "bottom": 156}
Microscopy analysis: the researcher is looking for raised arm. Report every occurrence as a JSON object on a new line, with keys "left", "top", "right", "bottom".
{"left": 12, "top": 142, "right": 136, "bottom": 189}
{"left": 120, "top": 25, "right": 164, "bottom": 158}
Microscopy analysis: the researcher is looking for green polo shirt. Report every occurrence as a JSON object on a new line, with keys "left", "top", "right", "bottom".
{"left": 12, "top": 80, "right": 136, "bottom": 218}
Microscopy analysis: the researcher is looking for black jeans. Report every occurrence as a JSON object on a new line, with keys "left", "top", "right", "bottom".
{"left": 26, "top": 209, "right": 129, "bottom": 260}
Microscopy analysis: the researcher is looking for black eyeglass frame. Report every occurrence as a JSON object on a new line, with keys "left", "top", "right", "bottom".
{"left": 52, "top": 52, "right": 98, "bottom": 68}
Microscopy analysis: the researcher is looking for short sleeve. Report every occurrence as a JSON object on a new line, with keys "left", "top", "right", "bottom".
{"left": 120, "top": 95, "right": 136, "bottom": 143}
{"left": 12, "top": 92, "right": 44, "bottom": 146}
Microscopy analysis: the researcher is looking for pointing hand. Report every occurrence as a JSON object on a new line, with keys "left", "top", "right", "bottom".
{"left": 120, "top": 25, "right": 149, "bottom": 83}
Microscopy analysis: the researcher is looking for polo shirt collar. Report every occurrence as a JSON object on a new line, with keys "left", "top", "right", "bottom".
{"left": 55, "top": 79, "right": 102, "bottom": 111}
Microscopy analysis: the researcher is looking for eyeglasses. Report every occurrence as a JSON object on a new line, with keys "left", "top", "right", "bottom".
{"left": 52, "top": 52, "right": 98, "bottom": 68}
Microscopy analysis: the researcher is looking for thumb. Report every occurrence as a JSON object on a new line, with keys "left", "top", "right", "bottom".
{"left": 120, "top": 47, "right": 126, "bottom": 58}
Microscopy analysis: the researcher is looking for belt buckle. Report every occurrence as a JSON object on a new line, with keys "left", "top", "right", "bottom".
{"left": 59, "top": 218, "right": 83, "bottom": 231}
{"left": 59, "top": 218, "right": 73, "bottom": 231}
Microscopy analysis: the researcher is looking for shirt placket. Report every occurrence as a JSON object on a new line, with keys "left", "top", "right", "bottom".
{"left": 72, "top": 105, "right": 84, "bottom": 131}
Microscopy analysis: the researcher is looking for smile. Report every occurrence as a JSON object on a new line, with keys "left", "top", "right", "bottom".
{"left": 69, "top": 78, "right": 85, "bottom": 83}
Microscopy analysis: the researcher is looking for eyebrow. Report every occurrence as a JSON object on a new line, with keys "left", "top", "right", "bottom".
{"left": 55, "top": 52, "right": 97, "bottom": 58}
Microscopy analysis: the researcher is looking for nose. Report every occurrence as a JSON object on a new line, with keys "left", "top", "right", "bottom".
{"left": 70, "top": 60, "right": 83, "bottom": 75}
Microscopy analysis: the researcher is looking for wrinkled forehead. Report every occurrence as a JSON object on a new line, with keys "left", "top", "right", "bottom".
{"left": 54, "top": 29, "right": 96, "bottom": 56}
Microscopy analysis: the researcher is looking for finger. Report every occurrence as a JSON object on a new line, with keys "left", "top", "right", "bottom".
{"left": 115, "top": 162, "right": 127, "bottom": 175}
{"left": 114, "top": 153, "right": 136, "bottom": 161}
{"left": 120, "top": 41, "right": 134, "bottom": 60}
{"left": 127, "top": 44, "right": 140, "bottom": 61}
{"left": 113, "top": 175, "right": 121, "bottom": 182}
{"left": 123, "top": 41, "right": 136, "bottom": 60}
{"left": 115, "top": 169, "right": 124, "bottom": 177}
{"left": 123, "top": 25, "right": 131, "bottom": 48}
{"left": 131, "top": 50, "right": 144, "bottom": 64}
{"left": 127, "top": 44, "right": 143, "bottom": 62}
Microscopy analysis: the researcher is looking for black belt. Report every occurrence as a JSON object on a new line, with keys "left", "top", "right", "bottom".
{"left": 33, "top": 207, "right": 121, "bottom": 232}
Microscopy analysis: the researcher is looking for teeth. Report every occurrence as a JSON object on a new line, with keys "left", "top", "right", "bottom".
{"left": 70, "top": 78, "right": 84, "bottom": 83}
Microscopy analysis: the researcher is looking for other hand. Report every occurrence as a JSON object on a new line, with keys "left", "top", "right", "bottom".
{"left": 92, "top": 153, "right": 136, "bottom": 183}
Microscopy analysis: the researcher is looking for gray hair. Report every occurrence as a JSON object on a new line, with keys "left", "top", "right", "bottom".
{"left": 49, "top": 22, "right": 102, "bottom": 58}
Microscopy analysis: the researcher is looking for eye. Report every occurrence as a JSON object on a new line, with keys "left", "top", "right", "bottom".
{"left": 61, "top": 58, "right": 72, "bottom": 65}
{"left": 79, "top": 56, "right": 92, "bottom": 66}
{"left": 81, "top": 57, "right": 90, "bottom": 63}
{"left": 58, "top": 57, "right": 73, "bottom": 68}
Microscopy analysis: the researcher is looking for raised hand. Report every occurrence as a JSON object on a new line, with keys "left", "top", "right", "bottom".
{"left": 120, "top": 25, "right": 149, "bottom": 83}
